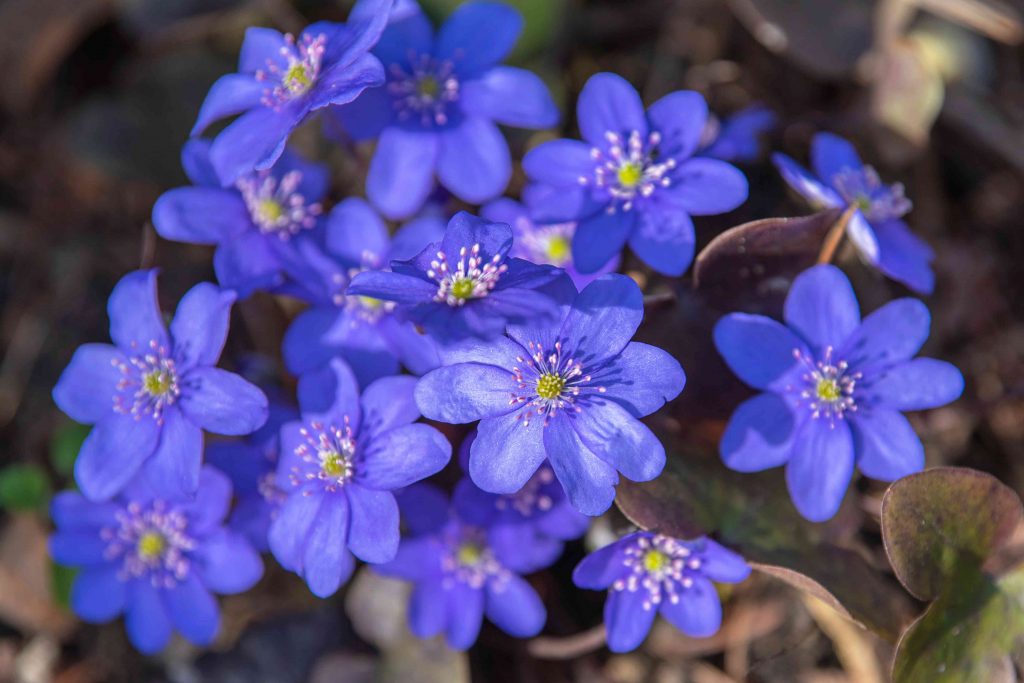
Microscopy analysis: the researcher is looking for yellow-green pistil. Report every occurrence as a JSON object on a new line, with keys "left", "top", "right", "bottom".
{"left": 417, "top": 76, "right": 440, "bottom": 100}
{"left": 643, "top": 549, "right": 668, "bottom": 573}
{"left": 545, "top": 235, "right": 571, "bottom": 263}
{"left": 143, "top": 369, "right": 174, "bottom": 397}
{"left": 258, "top": 198, "right": 285, "bottom": 223}
{"left": 457, "top": 542, "right": 483, "bottom": 566}
{"left": 320, "top": 449, "right": 351, "bottom": 479}
{"left": 617, "top": 162, "right": 644, "bottom": 188}
{"left": 450, "top": 277, "right": 475, "bottom": 300}
{"left": 816, "top": 378, "right": 842, "bottom": 403}
{"left": 284, "top": 63, "right": 312, "bottom": 93}
{"left": 536, "top": 373, "right": 566, "bottom": 400}
{"left": 137, "top": 531, "right": 166, "bottom": 560}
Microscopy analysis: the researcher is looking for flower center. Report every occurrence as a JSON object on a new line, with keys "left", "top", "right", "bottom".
{"left": 511, "top": 218, "right": 577, "bottom": 268}
{"left": 792, "top": 346, "right": 862, "bottom": 424}
{"left": 113, "top": 340, "right": 180, "bottom": 424}
{"left": 441, "top": 525, "right": 509, "bottom": 590}
{"left": 511, "top": 341, "right": 605, "bottom": 427}
{"left": 237, "top": 170, "right": 322, "bottom": 240}
{"left": 613, "top": 534, "right": 704, "bottom": 611}
{"left": 456, "top": 542, "right": 483, "bottom": 567}
{"left": 582, "top": 130, "right": 677, "bottom": 213}
{"left": 388, "top": 55, "right": 460, "bottom": 128}
{"left": 428, "top": 243, "right": 508, "bottom": 307}
{"left": 292, "top": 420, "right": 357, "bottom": 491}
{"left": 137, "top": 531, "right": 166, "bottom": 560}
{"left": 831, "top": 165, "right": 912, "bottom": 223}
{"left": 643, "top": 549, "right": 668, "bottom": 573}
{"left": 103, "top": 500, "right": 195, "bottom": 588}
{"left": 319, "top": 448, "right": 353, "bottom": 480}
{"left": 257, "top": 33, "right": 326, "bottom": 108}
{"left": 536, "top": 373, "right": 566, "bottom": 400}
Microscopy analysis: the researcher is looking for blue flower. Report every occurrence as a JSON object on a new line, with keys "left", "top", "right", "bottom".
{"left": 481, "top": 196, "right": 619, "bottom": 290}
{"left": 49, "top": 466, "right": 264, "bottom": 654}
{"left": 453, "top": 430, "right": 590, "bottom": 543}
{"left": 523, "top": 73, "right": 748, "bottom": 277}
{"left": 268, "top": 358, "right": 451, "bottom": 597}
{"left": 772, "top": 132, "right": 935, "bottom": 294}
{"left": 206, "top": 397, "right": 298, "bottom": 552}
{"left": 347, "top": 211, "right": 563, "bottom": 343}
{"left": 333, "top": 1, "right": 559, "bottom": 219}
{"left": 573, "top": 532, "right": 750, "bottom": 652}
{"left": 376, "top": 483, "right": 553, "bottom": 649}
{"left": 191, "top": 0, "right": 393, "bottom": 185}
{"left": 153, "top": 140, "right": 327, "bottom": 299}
{"left": 699, "top": 104, "right": 776, "bottom": 163}
{"left": 714, "top": 264, "right": 964, "bottom": 521}
{"left": 280, "top": 198, "right": 443, "bottom": 387}
{"left": 414, "top": 273, "right": 686, "bottom": 515}
{"left": 53, "top": 271, "right": 269, "bottom": 502}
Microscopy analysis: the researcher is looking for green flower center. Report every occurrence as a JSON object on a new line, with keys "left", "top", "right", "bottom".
{"left": 544, "top": 236, "right": 571, "bottom": 264}
{"left": 816, "top": 378, "right": 842, "bottom": 402}
{"left": 320, "top": 450, "right": 351, "bottom": 479}
{"left": 536, "top": 373, "right": 566, "bottom": 400}
{"left": 456, "top": 542, "right": 483, "bottom": 566}
{"left": 357, "top": 295, "right": 384, "bottom": 310}
{"left": 284, "top": 63, "right": 312, "bottom": 93}
{"left": 450, "top": 278, "right": 475, "bottom": 300}
{"left": 258, "top": 199, "right": 285, "bottom": 223}
{"left": 643, "top": 549, "right": 668, "bottom": 572}
{"left": 417, "top": 76, "right": 440, "bottom": 99}
{"left": 143, "top": 369, "right": 174, "bottom": 397}
{"left": 617, "top": 162, "right": 644, "bottom": 188}
{"left": 855, "top": 195, "right": 872, "bottom": 212}
{"left": 137, "top": 531, "right": 166, "bottom": 560}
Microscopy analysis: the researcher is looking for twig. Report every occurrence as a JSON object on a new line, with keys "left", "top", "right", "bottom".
{"left": 817, "top": 204, "right": 857, "bottom": 265}
{"left": 803, "top": 595, "right": 886, "bottom": 683}
{"left": 527, "top": 624, "right": 607, "bottom": 660}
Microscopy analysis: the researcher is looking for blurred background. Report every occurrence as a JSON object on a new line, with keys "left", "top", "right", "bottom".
{"left": 1, "top": 0, "right": 1024, "bottom": 681}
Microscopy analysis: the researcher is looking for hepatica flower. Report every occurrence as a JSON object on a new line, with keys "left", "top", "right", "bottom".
{"left": 347, "top": 211, "right": 561, "bottom": 343}
{"left": 49, "top": 467, "right": 264, "bottom": 654}
{"left": 714, "top": 265, "right": 964, "bottom": 521}
{"left": 153, "top": 140, "right": 327, "bottom": 299}
{"left": 481, "top": 196, "right": 619, "bottom": 289}
{"left": 53, "top": 271, "right": 269, "bottom": 502}
{"left": 269, "top": 358, "right": 451, "bottom": 597}
{"left": 415, "top": 273, "right": 686, "bottom": 515}
{"left": 281, "top": 198, "right": 443, "bottom": 387}
{"left": 523, "top": 73, "right": 748, "bottom": 277}
{"left": 772, "top": 132, "right": 935, "bottom": 294}
{"left": 699, "top": 104, "right": 776, "bottom": 163}
{"left": 376, "top": 484, "right": 552, "bottom": 649}
{"left": 573, "top": 532, "right": 749, "bottom": 652}
{"left": 191, "top": 0, "right": 393, "bottom": 185}
{"left": 333, "top": 1, "right": 558, "bottom": 219}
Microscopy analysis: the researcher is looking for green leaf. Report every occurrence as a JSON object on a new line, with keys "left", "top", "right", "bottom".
{"left": 51, "top": 564, "right": 78, "bottom": 610}
{"left": 0, "top": 464, "right": 51, "bottom": 512}
{"left": 49, "top": 421, "right": 89, "bottom": 476}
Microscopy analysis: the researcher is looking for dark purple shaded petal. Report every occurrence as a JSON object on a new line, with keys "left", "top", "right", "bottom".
{"left": 720, "top": 393, "right": 800, "bottom": 472}
{"left": 390, "top": 214, "right": 447, "bottom": 261}
{"left": 462, "top": 66, "right": 558, "bottom": 129}
{"left": 164, "top": 573, "right": 219, "bottom": 646}
{"left": 360, "top": 375, "right": 419, "bottom": 435}
{"left": 576, "top": 73, "right": 646, "bottom": 147}
{"left": 152, "top": 188, "right": 249, "bottom": 246}
{"left": 75, "top": 413, "right": 159, "bottom": 502}
{"left": 50, "top": 491, "right": 119, "bottom": 530}
{"left": 331, "top": 86, "right": 393, "bottom": 141}
{"left": 489, "top": 523, "right": 562, "bottom": 573}
{"left": 560, "top": 274, "right": 643, "bottom": 362}
{"left": 544, "top": 417, "right": 618, "bottom": 516}
{"left": 451, "top": 476, "right": 498, "bottom": 527}
{"left": 469, "top": 411, "right": 547, "bottom": 493}
{"left": 485, "top": 574, "right": 546, "bottom": 637}
{"left": 700, "top": 104, "right": 775, "bottom": 162}
{"left": 783, "top": 265, "right": 861, "bottom": 354}
{"left": 628, "top": 200, "right": 695, "bottom": 276}
{"left": 536, "top": 501, "right": 590, "bottom": 540}
{"left": 604, "top": 587, "right": 656, "bottom": 653}
{"left": 713, "top": 313, "right": 808, "bottom": 391}
{"left": 71, "top": 567, "right": 125, "bottom": 622}
{"left": 196, "top": 528, "right": 264, "bottom": 594}
{"left": 181, "top": 466, "right": 233, "bottom": 535}
{"left": 181, "top": 139, "right": 219, "bottom": 187}
{"left": 771, "top": 152, "right": 842, "bottom": 209}
{"left": 572, "top": 401, "right": 665, "bottom": 482}
{"left": 379, "top": 316, "right": 441, "bottom": 375}
{"left": 347, "top": 269, "right": 437, "bottom": 304}
{"left": 53, "top": 344, "right": 125, "bottom": 425}
{"left": 170, "top": 283, "right": 235, "bottom": 371}
{"left": 324, "top": 0, "right": 393, "bottom": 67}
{"left": 358, "top": 423, "right": 451, "bottom": 490}
{"left": 865, "top": 358, "right": 964, "bottom": 411}
{"left": 872, "top": 219, "right": 935, "bottom": 295}
{"left": 282, "top": 307, "right": 344, "bottom": 376}
{"left": 811, "top": 132, "right": 863, "bottom": 187}
{"left": 697, "top": 540, "right": 751, "bottom": 583}
{"left": 572, "top": 210, "right": 634, "bottom": 275}
{"left": 303, "top": 494, "right": 354, "bottom": 597}
{"left": 658, "top": 575, "right": 723, "bottom": 638}
{"left": 375, "top": 535, "right": 443, "bottom": 580}
{"left": 840, "top": 298, "right": 930, "bottom": 371}
{"left": 308, "top": 53, "right": 385, "bottom": 111}
{"left": 374, "top": 6, "right": 433, "bottom": 68}
{"left": 663, "top": 157, "right": 748, "bottom": 216}
{"left": 646, "top": 90, "right": 707, "bottom": 160}
{"left": 409, "top": 579, "right": 447, "bottom": 638}
{"left": 525, "top": 182, "right": 601, "bottom": 224}
{"left": 325, "top": 198, "right": 389, "bottom": 265}
{"left": 367, "top": 127, "right": 439, "bottom": 219}
{"left": 297, "top": 357, "right": 361, "bottom": 427}
{"left": 504, "top": 275, "right": 576, "bottom": 350}
{"left": 415, "top": 363, "right": 516, "bottom": 423}
{"left": 444, "top": 581, "right": 485, "bottom": 649}
{"left": 180, "top": 367, "right": 268, "bottom": 436}
{"left": 213, "top": 231, "right": 285, "bottom": 299}
{"left": 142, "top": 407, "right": 203, "bottom": 500}
{"left": 572, "top": 539, "right": 628, "bottom": 589}
{"left": 435, "top": 1, "right": 522, "bottom": 78}
{"left": 597, "top": 342, "right": 685, "bottom": 418}
{"left": 850, "top": 409, "right": 924, "bottom": 481}
{"left": 126, "top": 581, "right": 173, "bottom": 654}
{"left": 191, "top": 74, "right": 264, "bottom": 137}
{"left": 477, "top": 287, "right": 559, "bottom": 325}
{"left": 395, "top": 483, "right": 450, "bottom": 537}
{"left": 441, "top": 211, "right": 513, "bottom": 265}
{"left": 209, "top": 105, "right": 302, "bottom": 186}
{"left": 345, "top": 484, "right": 399, "bottom": 562}
{"left": 437, "top": 118, "right": 511, "bottom": 204}
{"left": 108, "top": 269, "right": 168, "bottom": 352}
{"left": 269, "top": 490, "right": 324, "bottom": 571}
{"left": 785, "top": 419, "right": 854, "bottom": 522}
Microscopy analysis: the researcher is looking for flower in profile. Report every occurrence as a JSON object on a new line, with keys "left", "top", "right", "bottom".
{"left": 772, "top": 132, "right": 935, "bottom": 294}
{"left": 191, "top": 0, "right": 393, "bottom": 185}
{"left": 49, "top": 467, "right": 264, "bottom": 654}
{"left": 268, "top": 358, "right": 451, "bottom": 597}
{"left": 481, "top": 196, "right": 619, "bottom": 290}
{"left": 346, "top": 211, "right": 562, "bottom": 343}
{"left": 52, "top": 271, "right": 268, "bottom": 502}
{"left": 333, "top": 1, "right": 558, "bottom": 219}
{"left": 573, "top": 532, "right": 749, "bottom": 652}
{"left": 415, "top": 273, "right": 686, "bottom": 515}
{"left": 699, "top": 104, "right": 776, "bottom": 163}
{"left": 523, "top": 73, "right": 748, "bottom": 277}
{"left": 153, "top": 140, "right": 328, "bottom": 299}
{"left": 714, "top": 264, "right": 964, "bottom": 521}
{"left": 376, "top": 483, "right": 553, "bottom": 649}
{"left": 280, "top": 198, "right": 443, "bottom": 387}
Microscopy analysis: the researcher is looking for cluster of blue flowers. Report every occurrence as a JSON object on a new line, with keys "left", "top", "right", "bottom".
{"left": 49, "top": 0, "right": 963, "bottom": 656}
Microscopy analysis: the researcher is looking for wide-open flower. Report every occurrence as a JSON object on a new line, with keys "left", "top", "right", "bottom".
{"left": 280, "top": 198, "right": 443, "bottom": 387}
{"left": 53, "top": 271, "right": 268, "bottom": 502}
{"left": 333, "top": 1, "right": 558, "bottom": 219}
{"left": 523, "top": 73, "right": 748, "bottom": 277}
{"left": 772, "top": 132, "right": 935, "bottom": 294}
{"left": 269, "top": 358, "right": 451, "bottom": 597}
{"left": 191, "top": 0, "right": 392, "bottom": 185}
{"left": 347, "top": 211, "right": 562, "bottom": 343}
{"left": 376, "top": 483, "right": 552, "bottom": 649}
{"left": 415, "top": 273, "right": 686, "bottom": 515}
{"left": 481, "top": 196, "right": 619, "bottom": 289}
{"left": 153, "top": 140, "right": 327, "bottom": 299}
{"left": 573, "top": 532, "right": 749, "bottom": 652}
{"left": 714, "top": 264, "right": 964, "bottom": 521}
{"left": 49, "top": 467, "right": 264, "bottom": 654}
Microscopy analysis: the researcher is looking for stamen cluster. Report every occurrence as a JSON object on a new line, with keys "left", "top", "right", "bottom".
{"left": 612, "top": 534, "right": 702, "bottom": 611}
{"left": 440, "top": 526, "right": 509, "bottom": 590}
{"left": 511, "top": 341, "right": 604, "bottom": 427}
{"left": 292, "top": 419, "right": 357, "bottom": 492}
{"left": 237, "top": 170, "right": 322, "bottom": 239}
{"left": 495, "top": 464, "right": 557, "bottom": 517}
{"left": 581, "top": 130, "right": 677, "bottom": 213}
{"left": 791, "top": 346, "right": 862, "bottom": 424}
{"left": 387, "top": 55, "right": 460, "bottom": 127}
{"left": 428, "top": 243, "right": 508, "bottom": 306}
{"left": 112, "top": 340, "right": 181, "bottom": 424}
{"left": 256, "top": 33, "right": 327, "bottom": 108}
{"left": 831, "top": 165, "right": 912, "bottom": 223}
{"left": 102, "top": 500, "right": 196, "bottom": 588}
